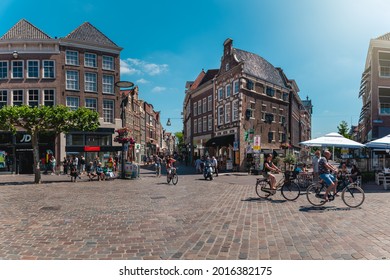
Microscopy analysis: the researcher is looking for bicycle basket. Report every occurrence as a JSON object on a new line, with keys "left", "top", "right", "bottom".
{"left": 284, "top": 171, "right": 298, "bottom": 180}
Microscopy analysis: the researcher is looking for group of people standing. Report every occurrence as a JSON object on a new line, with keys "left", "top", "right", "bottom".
{"left": 194, "top": 156, "right": 219, "bottom": 176}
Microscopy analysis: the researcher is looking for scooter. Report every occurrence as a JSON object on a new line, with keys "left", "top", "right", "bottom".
{"left": 203, "top": 163, "right": 214, "bottom": 180}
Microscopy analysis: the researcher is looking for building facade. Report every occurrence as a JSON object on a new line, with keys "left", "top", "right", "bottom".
{"left": 0, "top": 19, "right": 122, "bottom": 173}
{"left": 184, "top": 38, "right": 312, "bottom": 171}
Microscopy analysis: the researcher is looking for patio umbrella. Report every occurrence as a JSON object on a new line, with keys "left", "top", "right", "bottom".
{"left": 300, "top": 132, "right": 364, "bottom": 148}
{"left": 365, "top": 134, "right": 390, "bottom": 149}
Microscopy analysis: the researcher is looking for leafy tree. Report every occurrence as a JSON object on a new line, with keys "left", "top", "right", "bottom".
{"left": 337, "top": 120, "right": 350, "bottom": 139}
{"left": 0, "top": 105, "right": 100, "bottom": 184}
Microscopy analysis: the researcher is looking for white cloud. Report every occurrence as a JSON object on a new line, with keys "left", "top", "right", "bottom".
{"left": 136, "top": 78, "right": 149, "bottom": 84}
{"left": 122, "top": 58, "right": 168, "bottom": 76}
{"left": 152, "top": 86, "right": 166, "bottom": 93}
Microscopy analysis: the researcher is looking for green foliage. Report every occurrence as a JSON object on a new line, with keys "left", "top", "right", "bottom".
{"left": 361, "top": 171, "right": 375, "bottom": 183}
{"left": 283, "top": 153, "right": 296, "bottom": 165}
{"left": 337, "top": 120, "right": 350, "bottom": 139}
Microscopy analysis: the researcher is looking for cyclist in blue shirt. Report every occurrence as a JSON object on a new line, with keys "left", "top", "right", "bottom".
{"left": 318, "top": 150, "right": 339, "bottom": 201}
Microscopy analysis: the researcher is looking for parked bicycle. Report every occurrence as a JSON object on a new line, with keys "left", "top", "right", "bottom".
{"left": 256, "top": 171, "right": 300, "bottom": 201}
{"left": 167, "top": 167, "right": 178, "bottom": 185}
{"left": 306, "top": 175, "right": 365, "bottom": 208}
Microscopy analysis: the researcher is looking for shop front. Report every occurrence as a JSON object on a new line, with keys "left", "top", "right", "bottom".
{"left": 0, "top": 131, "right": 55, "bottom": 174}
{"left": 205, "top": 134, "right": 235, "bottom": 171}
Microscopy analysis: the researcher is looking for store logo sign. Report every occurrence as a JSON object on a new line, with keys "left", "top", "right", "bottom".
{"left": 20, "top": 134, "right": 32, "bottom": 143}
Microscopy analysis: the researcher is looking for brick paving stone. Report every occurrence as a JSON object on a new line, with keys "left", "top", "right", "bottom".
{"left": 1, "top": 167, "right": 390, "bottom": 260}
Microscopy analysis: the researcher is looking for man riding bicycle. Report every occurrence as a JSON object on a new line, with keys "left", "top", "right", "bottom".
{"left": 166, "top": 155, "right": 176, "bottom": 176}
{"left": 318, "top": 150, "right": 339, "bottom": 202}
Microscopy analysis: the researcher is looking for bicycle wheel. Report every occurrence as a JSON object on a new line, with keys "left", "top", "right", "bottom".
{"left": 306, "top": 183, "right": 327, "bottom": 206}
{"left": 172, "top": 174, "right": 178, "bottom": 185}
{"left": 281, "top": 181, "right": 300, "bottom": 201}
{"left": 255, "top": 179, "right": 272, "bottom": 199}
{"left": 342, "top": 184, "right": 365, "bottom": 208}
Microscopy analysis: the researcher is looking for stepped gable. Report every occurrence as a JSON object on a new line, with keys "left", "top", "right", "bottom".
{"left": 0, "top": 19, "right": 51, "bottom": 40}
{"left": 376, "top": 32, "right": 390, "bottom": 41}
{"left": 234, "top": 48, "right": 286, "bottom": 89}
{"left": 65, "top": 22, "right": 118, "bottom": 47}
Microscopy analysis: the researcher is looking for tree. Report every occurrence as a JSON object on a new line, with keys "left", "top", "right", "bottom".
{"left": 0, "top": 105, "right": 100, "bottom": 184}
{"left": 337, "top": 120, "right": 350, "bottom": 139}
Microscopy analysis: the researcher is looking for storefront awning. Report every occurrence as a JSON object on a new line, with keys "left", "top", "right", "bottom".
{"left": 205, "top": 134, "right": 234, "bottom": 147}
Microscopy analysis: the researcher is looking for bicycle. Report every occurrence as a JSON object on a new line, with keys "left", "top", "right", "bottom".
{"left": 256, "top": 171, "right": 300, "bottom": 201}
{"left": 166, "top": 167, "right": 178, "bottom": 185}
{"left": 306, "top": 175, "right": 365, "bottom": 208}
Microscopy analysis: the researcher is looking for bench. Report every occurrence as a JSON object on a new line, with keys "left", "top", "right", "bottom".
{"left": 375, "top": 172, "right": 390, "bottom": 190}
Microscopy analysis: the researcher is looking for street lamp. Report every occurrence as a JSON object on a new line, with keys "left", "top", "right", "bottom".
{"left": 115, "top": 81, "right": 134, "bottom": 179}
{"left": 166, "top": 118, "right": 171, "bottom": 126}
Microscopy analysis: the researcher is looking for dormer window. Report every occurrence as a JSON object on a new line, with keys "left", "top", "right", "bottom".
{"left": 225, "top": 63, "right": 230, "bottom": 71}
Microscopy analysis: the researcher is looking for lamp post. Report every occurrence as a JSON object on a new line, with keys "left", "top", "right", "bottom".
{"left": 115, "top": 81, "right": 134, "bottom": 179}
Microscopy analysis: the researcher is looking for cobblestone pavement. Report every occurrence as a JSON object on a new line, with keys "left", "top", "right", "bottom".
{"left": 1, "top": 165, "right": 390, "bottom": 260}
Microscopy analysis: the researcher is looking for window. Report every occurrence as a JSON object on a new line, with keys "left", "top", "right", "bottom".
{"left": 225, "top": 84, "right": 231, "bottom": 98}
{"left": 198, "top": 118, "right": 202, "bottom": 132}
{"left": 66, "top": 96, "right": 79, "bottom": 110}
{"left": 85, "top": 72, "right": 97, "bottom": 92}
{"left": 225, "top": 103, "right": 231, "bottom": 123}
{"left": 43, "top": 89, "right": 55, "bottom": 106}
{"left": 193, "top": 101, "right": 197, "bottom": 116}
{"left": 27, "top": 60, "right": 39, "bottom": 78}
{"left": 379, "top": 87, "right": 390, "bottom": 114}
{"left": 247, "top": 79, "right": 254, "bottom": 90}
{"left": 194, "top": 119, "right": 197, "bottom": 133}
{"left": 225, "top": 63, "right": 229, "bottom": 71}
{"left": 85, "top": 98, "right": 97, "bottom": 111}
{"left": 379, "top": 52, "right": 390, "bottom": 77}
{"left": 43, "top": 60, "right": 55, "bottom": 78}
{"left": 66, "top": 50, "right": 79, "bottom": 65}
{"left": 85, "top": 53, "right": 97, "bottom": 68}
{"left": 266, "top": 87, "right": 275, "bottom": 97}
{"left": 198, "top": 100, "right": 202, "bottom": 115}
{"left": 232, "top": 100, "right": 239, "bottom": 121}
{"left": 233, "top": 79, "right": 240, "bottom": 94}
{"left": 203, "top": 98, "right": 207, "bottom": 113}
{"left": 103, "top": 99, "right": 114, "bottom": 123}
{"left": 203, "top": 116, "right": 207, "bottom": 132}
{"left": 66, "top": 70, "right": 79, "bottom": 90}
{"left": 218, "top": 87, "right": 224, "bottom": 101}
{"left": 218, "top": 106, "right": 224, "bottom": 125}
{"left": 0, "top": 90, "right": 7, "bottom": 108}
{"left": 102, "top": 75, "right": 114, "bottom": 94}
{"left": 67, "top": 134, "right": 84, "bottom": 146}
{"left": 208, "top": 95, "right": 212, "bottom": 111}
{"left": 282, "top": 93, "right": 288, "bottom": 101}
{"left": 11, "top": 61, "right": 23, "bottom": 78}
{"left": 268, "top": 131, "right": 275, "bottom": 143}
{"left": 0, "top": 61, "right": 8, "bottom": 79}
{"left": 28, "top": 89, "right": 39, "bottom": 107}
{"left": 102, "top": 55, "right": 114, "bottom": 70}
{"left": 208, "top": 114, "right": 212, "bottom": 131}
{"left": 13, "top": 90, "right": 23, "bottom": 106}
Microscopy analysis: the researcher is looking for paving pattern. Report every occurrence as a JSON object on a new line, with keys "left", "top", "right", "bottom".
{"left": 1, "top": 166, "right": 390, "bottom": 260}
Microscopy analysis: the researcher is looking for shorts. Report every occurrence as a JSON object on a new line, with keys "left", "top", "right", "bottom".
{"left": 319, "top": 173, "right": 336, "bottom": 186}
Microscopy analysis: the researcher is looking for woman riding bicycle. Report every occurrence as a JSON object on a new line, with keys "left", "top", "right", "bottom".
{"left": 166, "top": 155, "right": 176, "bottom": 177}
{"left": 263, "top": 153, "right": 282, "bottom": 194}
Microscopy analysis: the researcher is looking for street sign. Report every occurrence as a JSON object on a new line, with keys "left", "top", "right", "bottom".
{"left": 253, "top": 135, "right": 261, "bottom": 151}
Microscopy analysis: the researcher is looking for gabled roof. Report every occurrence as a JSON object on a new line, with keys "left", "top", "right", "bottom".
{"left": 199, "top": 69, "right": 218, "bottom": 87}
{"left": 190, "top": 70, "right": 206, "bottom": 90}
{"left": 376, "top": 32, "right": 390, "bottom": 41}
{"left": 0, "top": 19, "right": 51, "bottom": 40}
{"left": 65, "top": 22, "right": 118, "bottom": 47}
{"left": 234, "top": 48, "right": 286, "bottom": 89}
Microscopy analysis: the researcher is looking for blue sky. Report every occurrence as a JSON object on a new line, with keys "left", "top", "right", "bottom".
{"left": 2, "top": 0, "right": 390, "bottom": 138}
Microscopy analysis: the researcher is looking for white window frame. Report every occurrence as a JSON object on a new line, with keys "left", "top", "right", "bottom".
{"left": 232, "top": 100, "right": 239, "bottom": 121}
{"left": 194, "top": 119, "right": 198, "bottom": 133}
{"left": 208, "top": 114, "right": 212, "bottom": 131}
{"left": 43, "top": 89, "right": 55, "bottom": 106}
{"left": 85, "top": 98, "right": 97, "bottom": 111}
{"left": 102, "top": 75, "right": 114, "bottom": 94}
{"left": 202, "top": 98, "right": 207, "bottom": 113}
{"left": 11, "top": 60, "right": 24, "bottom": 79}
{"left": 193, "top": 101, "right": 197, "bottom": 116}
{"left": 12, "top": 89, "right": 23, "bottom": 106}
{"left": 27, "top": 60, "right": 39, "bottom": 79}
{"left": 218, "top": 87, "right": 224, "bottom": 101}
{"left": 0, "top": 61, "right": 8, "bottom": 79}
{"left": 225, "top": 84, "right": 231, "bottom": 98}
{"left": 84, "top": 52, "right": 97, "bottom": 68}
{"left": 225, "top": 103, "right": 231, "bottom": 124}
{"left": 66, "top": 96, "right": 79, "bottom": 110}
{"left": 198, "top": 100, "right": 202, "bottom": 115}
{"left": 208, "top": 95, "right": 212, "bottom": 111}
{"left": 85, "top": 72, "right": 97, "bottom": 92}
{"left": 203, "top": 116, "right": 207, "bottom": 133}
{"left": 198, "top": 117, "right": 202, "bottom": 132}
{"left": 233, "top": 79, "right": 240, "bottom": 94}
{"left": 218, "top": 106, "right": 224, "bottom": 125}
{"left": 103, "top": 99, "right": 115, "bottom": 123}
{"left": 0, "top": 90, "right": 8, "bottom": 108}
{"left": 42, "top": 60, "right": 55, "bottom": 78}
{"left": 28, "top": 89, "right": 40, "bottom": 107}
{"left": 66, "top": 70, "right": 80, "bottom": 90}
{"left": 102, "top": 55, "right": 114, "bottom": 70}
{"left": 66, "top": 50, "right": 79, "bottom": 65}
